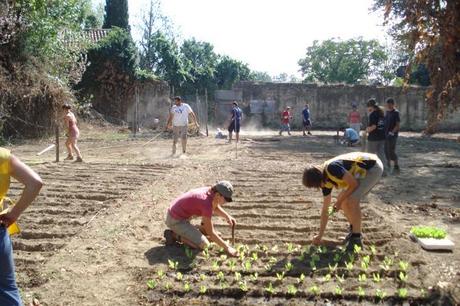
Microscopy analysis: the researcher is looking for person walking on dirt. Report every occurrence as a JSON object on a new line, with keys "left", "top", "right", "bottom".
{"left": 365, "top": 99, "right": 386, "bottom": 175}
{"left": 228, "top": 101, "right": 243, "bottom": 143}
{"left": 166, "top": 96, "right": 199, "bottom": 155}
{"left": 62, "top": 104, "right": 83, "bottom": 162}
{"left": 163, "top": 181, "right": 238, "bottom": 257}
{"left": 302, "top": 152, "right": 383, "bottom": 251}
{"left": 384, "top": 98, "right": 401, "bottom": 174}
{"left": 348, "top": 103, "right": 361, "bottom": 134}
{"left": 0, "top": 148, "right": 43, "bottom": 306}
{"left": 279, "top": 106, "right": 292, "bottom": 135}
{"left": 302, "top": 104, "right": 312, "bottom": 136}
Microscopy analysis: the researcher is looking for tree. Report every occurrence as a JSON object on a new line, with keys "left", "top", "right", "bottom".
{"left": 103, "top": 0, "right": 129, "bottom": 31}
{"left": 215, "top": 56, "right": 251, "bottom": 89}
{"left": 250, "top": 71, "right": 272, "bottom": 82}
{"left": 373, "top": 0, "right": 460, "bottom": 133}
{"left": 298, "top": 38, "right": 388, "bottom": 84}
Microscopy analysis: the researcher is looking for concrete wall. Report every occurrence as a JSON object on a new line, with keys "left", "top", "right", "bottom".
{"left": 232, "top": 82, "right": 460, "bottom": 131}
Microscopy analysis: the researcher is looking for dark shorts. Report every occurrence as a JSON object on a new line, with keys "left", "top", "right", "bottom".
{"left": 303, "top": 119, "right": 311, "bottom": 127}
{"left": 228, "top": 121, "right": 240, "bottom": 133}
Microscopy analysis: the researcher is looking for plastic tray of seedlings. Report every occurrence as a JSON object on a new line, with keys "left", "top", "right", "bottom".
{"left": 409, "top": 226, "right": 454, "bottom": 251}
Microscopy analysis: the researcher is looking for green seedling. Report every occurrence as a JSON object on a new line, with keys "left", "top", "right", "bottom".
{"left": 227, "top": 259, "right": 236, "bottom": 271}
{"left": 287, "top": 284, "right": 297, "bottom": 295}
{"left": 297, "top": 273, "right": 305, "bottom": 284}
{"left": 234, "top": 271, "right": 241, "bottom": 282}
{"left": 220, "top": 282, "right": 228, "bottom": 289}
{"left": 212, "top": 260, "right": 219, "bottom": 271}
{"left": 218, "top": 247, "right": 225, "bottom": 254}
{"left": 358, "top": 286, "right": 365, "bottom": 297}
{"left": 271, "top": 245, "right": 279, "bottom": 252}
{"left": 220, "top": 254, "right": 228, "bottom": 261}
{"left": 164, "top": 282, "right": 172, "bottom": 291}
{"left": 370, "top": 245, "right": 377, "bottom": 256}
{"left": 243, "top": 260, "right": 252, "bottom": 272}
{"left": 328, "top": 205, "right": 336, "bottom": 216}
{"left": 323, "top": 274, "right": 332, "bottom": 282}
{"left": 199, "top": 285, "right": 207, "bottom": 294}
{"left": 420, "top": 288, "right": 427, "bottom": 298}
{"left": 358, "top": 273, "right": 367, "bottom": 283}
{"left": 251, "top": 252, "right": 258, "bottom": 262}
{"left": 410, "top": 226, "right": 447, "bottom": 239}
{"left": 318, "top": 245, "right": 327, "bottom": 254}
{"left": 333, "top": 253, "right": 341, "bottom": 263}
{"left": 397, "top": 288, "right": 408, "bottom": 299}
{"left": 361, "top": 261, "right": 369, "bottom": 271}
{"left": 328, "top": 263, "right": 338, "bottom": 273}
{"left": 217, "top": 271, "right": 225, "bottom": 283}
{"left": 285, "top": 261, "right": 294, "bottom": 272}
{"left": 176, "top": 272, "right": 183, "bottom": 281}
{"left": 184, "top": 282, "right": 191, "bottom": 293}
{"left": 309, "top": 259, "right": 317, "bottom": 271}
{"left": 399, "top": 271, "right": 408, "bottom": 283}
{"left": 298, "top": 252, "right": 306, "bottom": 261}
{"left": 250, "top": 272, "right": 258, "bottom": 282}
{"left": 353, "top": 244, "right": 362, "bottom": 254}
{"left": 276, "top": 271, "right": 285, "bottom": 281}
{"left": 199, "top": 274, "right": 206, "bottom": 281}
{"left": 239, "top": 280, "right": 249, "bottom": 292}
{"left": 334, "top": 286, "right": 343, "bottom": 295}
{"left": 345, "top": 260, "right": 354, "bottom": 271}
{"left": 380, "top": 256, "right": 393, "bottom": 271}
{"left": 269, "top": 256, "right": 277, "bottom": 264}
{"left": 265, "top": 282, "right": 275, "bottom": 295}
{"left": 309, "top": 285, "right": 320, "bottom": 295}
{"left": 372, "top": 272, "right": 381, "bottom": 283}
{"left": 376, "top": 288, "right": 386, "bottom": 300}
{"left": 311, "top": 254, "right": 320, "bottom": 262}
{"left": 336, "top": 274, "right": 345, "bottom": 284}
{"left": 286, "top": 242, "right": 295, "bottom": 254}
{"left": 146, "top": 279, "right": 157, "bottom": 289}
{"left": 399, "top": 260, "right": 409, "bottom": 272}
{"left": 239, "top": 251, "right": 246, "bottom": 261}
{"left": 362, "top": 255, "right": 370, "bottom": 265}
{"left": 184, "top": 246, "right": 194, "bottom": 259}
{"left": 156, "top": 269, "right": 165, "bottom": 279}
{"left": 168, "top": 259, "right": 179, "bottom": 270}
{"left": 347, "top": 254, "right": 355, "bottom": 263}
{"left": 264, "top": 263, "right": 273, "bottom": 272}
{"left": 202, "top": 248, "right": 210, "bottom": 260}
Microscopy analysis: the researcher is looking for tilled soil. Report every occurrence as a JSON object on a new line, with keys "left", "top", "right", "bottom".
{"left": 7, "top": 129, "right": 460, "bottom": 305}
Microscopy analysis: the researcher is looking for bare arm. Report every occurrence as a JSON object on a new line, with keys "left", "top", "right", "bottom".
{"left": 202, "top": 216, "right": 236, "bottom": 256}
{"left": 366, "top": 124, "right": 376, "bottom": 133}
{"left": 392, "top": 122, "right": 400, "bottom": 133}
{"left": 317, "top": 194, "right": 332, "bottom": 239}
{"left": 0, "top": 156, "right": 43, "bottom": 227}
{"left": 166, "top": 111, "right": 173, "bottom": 130}
{"left": 214, "top": 205, "right": 235, "bottom": 226}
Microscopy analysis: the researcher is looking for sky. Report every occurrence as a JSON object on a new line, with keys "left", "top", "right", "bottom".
{"left": 95, "top": 0, "right": 388, "bottom": 78}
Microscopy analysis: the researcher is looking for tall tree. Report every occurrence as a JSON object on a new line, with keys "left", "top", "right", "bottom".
{"left": 373, "top": 0, "right": 460, "bottom": 133}
{"left": 215, "top": 56, "right": 251, "bottom": 89}
{"left": 298, "top": 38, "right": 388, "bottom": 84}
{"left": 103, "top": 0, "right": 129, "bottom": 31}
{"left": 250, "top": 71, "right": 272, "bottom": 82}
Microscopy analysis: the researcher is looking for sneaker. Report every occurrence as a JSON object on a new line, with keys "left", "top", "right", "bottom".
{"left": 64, "top": 155, "right": 73, "bottom": 160}
{"left": 345, "top": 235, "right": 363, "bottom": 253}
{"left": 393, "top": 165, "right": 400, "bottom": 174}
{"left": 342, "top": 224, "right": 353, "bottom": 244}
{"left": 75, "top": 157, "right": 83, "bottom": 162}
{"left": 308, "top": 132, "right": 312, "bottom": 135}
{"left": 163, "top": 229, "right": 177, "bottom": 246}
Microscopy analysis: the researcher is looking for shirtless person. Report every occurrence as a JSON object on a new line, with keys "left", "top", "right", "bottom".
{"left": 62, "top": 104, "right": 83, "bottom": 162}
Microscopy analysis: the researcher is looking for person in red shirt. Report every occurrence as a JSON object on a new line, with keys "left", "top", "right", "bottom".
{"left": 163, "top": 181, "right": 238, "bottom": 257}
{"left": 348, "top": 103, "right": 361, "bottom": 134}
{"left": 279, "top": 106, "right": 292, "bottom": 135}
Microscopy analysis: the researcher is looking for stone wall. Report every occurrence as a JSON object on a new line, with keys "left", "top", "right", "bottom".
{"left": 232, "top": 82, "right": 460, "bottom": 131}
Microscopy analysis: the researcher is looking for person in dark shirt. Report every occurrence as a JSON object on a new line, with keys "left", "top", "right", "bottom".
{"left": 384, "top": 98, "right": 401, "bottom": 174}
{"left": 366, "top": 99, "right": 387, "bottom": 175}
{"left": 302, "top": 104, "right": 312, "bottom": 136}
{"left": 228, "top": 101, "right": 243, "bottom": 143}
{"left": 302, "top": 152, "right": 383, "bottom": 251}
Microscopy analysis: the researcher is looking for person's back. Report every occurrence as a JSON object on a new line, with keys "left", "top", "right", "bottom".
{"left": 345, "top": 128, "right": 359, "bottom": 142}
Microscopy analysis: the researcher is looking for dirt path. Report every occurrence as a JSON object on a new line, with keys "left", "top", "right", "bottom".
{"left": 7, "top": 129, "right": 460, "bottom": 305}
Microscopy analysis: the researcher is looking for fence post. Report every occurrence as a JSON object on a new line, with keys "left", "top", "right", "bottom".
{"left": 55, "top": 122, "right": 59, "bottom": 163}
{"left": 205, "top": 88, "right": 209, "bottom": 137}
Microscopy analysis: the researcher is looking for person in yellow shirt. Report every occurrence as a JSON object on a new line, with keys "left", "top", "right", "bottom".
{"left": 302, "top": 152, "right": 383, "bottom": 251}
{"left": 0, "top": 148, "right": 42, "bottom": 306}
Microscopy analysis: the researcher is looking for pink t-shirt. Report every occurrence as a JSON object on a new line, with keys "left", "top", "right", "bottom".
{"left": 349, "top": 111, "right": 361, "bottom": 124}
{"left": 168, "top": 187, "right": 213, "bottom": 220}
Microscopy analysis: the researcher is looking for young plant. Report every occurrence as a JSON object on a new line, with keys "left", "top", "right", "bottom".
{"left": 176, "top": 272, "right": 183, "bottom": 281}
{"left": 168, "top": 259, "right": 179, "bottom": 270}
{"left": 380, "top": 256, "right": 393, "bottom": 271}
{"left": 376, "top": 288, "right": 386, "bottom": 300}
{"left": 220, "top": 254, "right": 228, "bottom": 261}
{"left": 183, "top": 282, "right": 191, "bottom": 293}
{"left": 243, "top": 260, "right": 252, "bottom": 272}
{"left": 216, "top": 271, "right": 225, "bottom": 283}
{"left": 164, "top": 282, "right": 172, "bottom": 291}
{"left": 264, "top": 263, "right": 273, "bottom": 272}
{"left": 239, "top": 280, "right": 249, "bottom": 292}
{"left": 410, "top": 226, "right": 447, "bottom": 239}
{"left": 285, "top": 261, "right": 294, "bottom": 272}
{"left": 156, "top": 269, "right": 165, "bottom": 280}
{"left": 334, "top": 286, "right": 343, "bottom": 295}
{"left": 370, "top": 245, "right": 377, "bottom": 256}
{"left": 333, "top": 253, "right": 341, "bottom": 263}
{"left": 286, "top": 242, "right": 295, "bottom": 254}
{"left": 362, "top": 255, "right": 371, "bottom": 266}
{"left": 250, "top": 272, "right": 258, "bottom": 282}
{"left": 399, "top": 271, "right": 408, "bottom": 283}
{"left": 212, "top": 260, "right": 219, "bottom": 271}
{"left": 199, "top": 285, "right": 207, "bottom": 294}
{"left": 269, "top": 256, "right": 277, "bottom": 264}
{"left": 360, "top": 260, "right": 369, "bottom": 271}
{"left": 202, "top": 247, "right": 210, "bottom": 260}
{"left": 309, "top": 259, "right": 317, "bottom": 271}
{"left": 251, "top": 252, "right": 259, "bottom": 262}
{"left": 322, "top": 274, "right": 332, "bottom": 282}
{"left": 328, "top": 205, "right": 336, "bottom": 216}
{"left": 309, "top": 285, "right": 320, "bottom": 295}
{"left": 345, "top": 260, "right": 354, "bottom": 271}
{"left": 276, "top": 271, "right": 285, "bottom": 281}
{"left": 328, "top": 263, "right": 338, "bottom": 274}
{"left": 358, "top": 273, "right": 367, "bottom": 283}
{"left": 227, "top": 259, "right": 236, "bottom": 271}
{"left": 399, "top": 260, "right": 409, "bottom": 272}
{"left": 372, "top": 272, "right": 381, "bottom": 283}
{"left": 234, "top": 271, "right": 242, "bottom": 282}
{"left": 146, "top": 279, "right": 157, "bottom": 289}
{"left": 199, "top": 273, "right": 206, "bottom": 281}
{"left": 318, "top": 245, "right": 327, "bottom": 254}
{"left": 297, "top": 273, "right": 305, "bottom": 284}
{"left": 358, "top": 286, "right": 365, "bottom": 297}
{"left": 287, "top": 284, "right": 298, "bottom": 295}
{"left": 353, "top": 244, "right": 362, "bottom": 255}
{"left": 311, "top": 254, "right": 320, "bottom": 262}
{"left": 265, "top": 282, "right": 275, "bottom": 295}
{"left": 397, "top": 288, "right": 408, "bottom": 299}
{"left": 335, "top": 274, "right": 345, "bottom": 284}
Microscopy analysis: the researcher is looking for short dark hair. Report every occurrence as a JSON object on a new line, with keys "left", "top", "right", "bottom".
{"left": 174, "top": 96, "right": 182, "bottom": 101}
{"left": 386, "top": 98, "right": 395, "bottom": 104}
{"left": 367, "top": 98, "right": 377, "bottom": 107}
{"left": 339, "top": 127, "right": 346, "bottom": 131}
{"left": 302, "top": 166, "right": 324, "bottom": 188}
{"left": 233, "top": 101, "right": 238, "bottom": 106}
{"left": 62, "top": 103, "right": 71, "bottom": 110}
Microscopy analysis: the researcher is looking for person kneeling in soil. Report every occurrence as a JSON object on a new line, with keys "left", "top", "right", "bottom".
{"left": 164, "top": 181, "right": 238, "bottom": 257}
{"left": 302, "top": 152, "right": 383, "bottom": 251}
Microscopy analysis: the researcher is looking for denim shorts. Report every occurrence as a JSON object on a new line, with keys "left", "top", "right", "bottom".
{"left": 0, "top": 227, "right": 22, "bottom": 306}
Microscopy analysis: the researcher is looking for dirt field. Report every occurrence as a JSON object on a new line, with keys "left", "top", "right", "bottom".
{"left": 6, "top": 127, "right": 460, "bottom": 305}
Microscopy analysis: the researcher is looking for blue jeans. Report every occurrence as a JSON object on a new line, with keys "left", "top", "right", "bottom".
{"left": 0, "top": 227, "right": 22, "bottom": 306}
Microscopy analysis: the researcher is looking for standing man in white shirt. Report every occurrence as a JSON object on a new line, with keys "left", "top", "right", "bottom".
{"left": 166, "top": 96, "right": 200, "bottom": 155}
